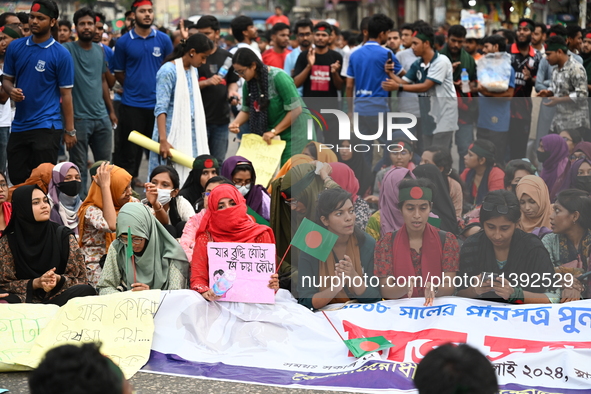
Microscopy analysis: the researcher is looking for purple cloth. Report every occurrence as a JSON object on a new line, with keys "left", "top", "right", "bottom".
{"left": 540, "top": 134, "right": 569, "bottom": 200}
{"left": 570, "top": 158, "right": 591, "bottom": 188}
{"left": 221, "top": 155, "right": 268, "bottom": 218}
{"left": 47, "top": 162, "right": 81, "bottom": 226}
{"left": 379, "top": 167, "right": 415, "bottom": 236}
{"left": 574, "top": 141, "right": 591, "bottom": 159}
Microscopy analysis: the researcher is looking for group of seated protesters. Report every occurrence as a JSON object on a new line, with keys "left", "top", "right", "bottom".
{"left": 0, "top": 138, "right": 590, "bottom": 310}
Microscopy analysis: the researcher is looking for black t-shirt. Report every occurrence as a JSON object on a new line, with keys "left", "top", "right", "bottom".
{"left": 197, "top": 47, "right": 240, "bottom": 125}
{"left": 294, "top": 49, "right": 343, "bottom": 99}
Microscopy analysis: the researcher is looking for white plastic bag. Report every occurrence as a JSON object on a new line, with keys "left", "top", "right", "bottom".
{"left": 477, "top": 52, "right": 512, "bottom": 92}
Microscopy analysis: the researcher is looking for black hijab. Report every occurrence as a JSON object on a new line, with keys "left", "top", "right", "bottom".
{"left": 179, "top": 155, "right": 219, "bottom": 212}
{"left": 4, "top": 185, "right": 71, "bottom": 279}
{"left": 339, "top": 146, "right": 374, "bottom": 197}
{"left": 413, "top": 164, "right": 459, "bottom": 235}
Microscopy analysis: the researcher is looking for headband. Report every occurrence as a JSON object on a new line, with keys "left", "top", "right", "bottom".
{"left": 131, "top": 0, "right": 152, "bottom": 11}
{"left": 95, "top": 15, "right": 105, "bottom": 24}
{"left": 192, "top": 157, "right": 219, "bottom": 171}
{"left": 399, "top": 186, "right": 433, "bottom": 202}
{"left": 314, "top": 25, "right": 332, "bottom": 35}
{"left": 393, "top": 140, "right": 413, "bottom": 153}
{"left": 546, "top": 42, "right": 568, "bottom": 52}
{"left": 586, "top": 32, "right": 591, "bottom": 40}
{"left": 0, "top": 26, "right": 21, "bottom": 39}
{"left": 412, "top": 30, "right": 432, "bottom": 44}
{"left": 519, "top": 21, "right": 534, "bottom": 31}
{"left": 469, "top": 143, "right": 495, "bottom": 160}
{"left": 31, "top": 1, "right": 58, "bottom": 19}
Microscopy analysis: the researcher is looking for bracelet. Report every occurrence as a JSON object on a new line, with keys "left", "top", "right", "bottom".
{"left": 154, "top": 202, "right": 163, "bottom": 212}
{"left": 508, "top": 286, "right": 525, "bottom": 304}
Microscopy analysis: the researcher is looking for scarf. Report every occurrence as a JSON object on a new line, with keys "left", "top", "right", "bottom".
{"left": 197, "top": 184, "right": 274, "bottom": 243}
{"left": 221, "top": 156, "right": 268, "bottom": 218}
{"left": 330, "top": 163, "right": 360, "bottom": 203}
{"left": 540, "top": 134, "right": 570, "bottom": 200}
{"left": 570, "top": 158, "right": 591, "bottom": 189}
{"left": 0, "top": 202, "right": 11, "bottom": 235}
{"left": 319, "top": 235, "right": 362, "bottom": 304}
{"left": 465, "top": 166, "right": 493, "bottom": 206}
{"left": 380, "top": 167, "right": 416, "bottom": 236}
{"left": 269, "top": 154, "right": 314, "bottom": 193}
{"left": 168, "top": 58, "right": 209, "bottom": 186}
{"left": 574, "top": 141, "right": 591, "bottom": 159}
{"left": 179, "top": 154, "right": 220, "bottom": 211}
{"left": 112, "top": 203, "right": 189, "bottom": 290}
{"left": 78, "top": 166, "right": 132, "bottom": 250}
{"left": 393, "top": 223, "right": 443, "bottom": 298}
{"left": 516, "top": 175, "right": 552, "bottom": 233}
{"left": 247, "top": 65, "right": 270, "bottom": 135}
{"left": 305, "top": 141, "right": 338, "bottom": 163}
{"left": 8, "top": 163, "right": 54, "bottom": 201}
{"left": 413, "top": 164, "right": 459, "bottom": 235}
{"left": 340, "top": 147, "right": 373, "bottom": 198}
{"left": 48, "top": 162, "right": 82, "bottom": 233}
{"left": 439, "top": 45, "right": 476, "bottom": 86}
{"left": 4, "top": 185, "right": 71, "bottom": 279}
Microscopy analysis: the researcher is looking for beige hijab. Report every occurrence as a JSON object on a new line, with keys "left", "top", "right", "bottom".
{"left": 516, "top": 175, "right": 552, "bottom": 233}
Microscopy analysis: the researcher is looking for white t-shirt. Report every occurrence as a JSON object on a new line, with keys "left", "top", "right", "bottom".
{"left": 395, "top": 48, "right": 420, "bottom": 117}
{"left": 0, "top": 70, "right": 12, "bottom": 128}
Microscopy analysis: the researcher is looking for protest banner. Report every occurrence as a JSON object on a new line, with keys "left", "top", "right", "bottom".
{"left": 0, "top": 290, "right": 161, "bottom": 378}
{"left": 235, "top": 134, "right": 286, "bottom": 187}
{"left": 207, "top": 242, "right": 275, "bottom": 304}
{"left": 143, "top": 290, "right": 591, "bottom": 393}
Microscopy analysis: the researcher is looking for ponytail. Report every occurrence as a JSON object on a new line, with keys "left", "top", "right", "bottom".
{"left": 164, "top": 33, "right": 214, "bottom": 63}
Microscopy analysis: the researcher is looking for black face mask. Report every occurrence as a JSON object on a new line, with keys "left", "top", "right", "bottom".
{"left": 576, "top": 176, "right": 591, "bottom": 193}
{"left": 57, "top": 181, "right": 82, "bottom": 197}
{"left": 537, "top": 150, "right": 551, "bottom": 163}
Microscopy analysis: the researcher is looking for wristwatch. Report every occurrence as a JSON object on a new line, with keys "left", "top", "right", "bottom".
{"left": 271, "top": 128, "right": 277, "bottom": 135}
{"left": 398, "top": 84, "right": 404, "bottom": 92}
{"left": 65, "top": 129, "right": 77, "bottom": 136}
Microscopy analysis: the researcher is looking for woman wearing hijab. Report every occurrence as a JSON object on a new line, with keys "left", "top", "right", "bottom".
{"left": 179, "top": 155, "right": 219, "bottom": 212}
{"left": 221, "top": 156, "right": 270, "bottom": 221}
{"left": 97, "top": 203, "right": 190, "bottom": 295}
{"left": 0, "top": 185, "right": 95, "bottom": 305}
{"left": 339, "top": 140, "right": 373, "bottom": 198}
{"left": 570, "top": 158, "right": 591, "bottom": 195}
{"left": 298, "top": 188, "right": 381, "bottom": 310}
{"left": 8, "top": 163, "right": 54, "bottom": 201}
{"left": 538, "top": 134, "right": 570, "bottom": 201}
{"left": 78, "top": 162, "right": 136, "bottom": 286}
{"left": 47, "top": 162, "right": 83, "bottom": 234}
{"left": 330, "top": 162, "right": 371, "bottom": 230}
{"left": 190, "top": 184, "right": 279, "bottom": 301}
{"left": 571, "top": 141, "right": 591, "bottom": 163}
{"left": 366, "top": 167, "right": 415, "bottom": 241}
{"left": 461, "top": 140, "right": 505, "bottom": 208}
{"left": 413, "top": 164, "right": 460, "bottom": 235}
{"left": 0, "top": 172, "right": 11, "bottom": 236}
{"left": 268, "top": 154, "right": 313, "bottom": 194}
{"left": 302, "top": 141, "right": 338, "bottom": 163}
{"left": 515, "top": 175, "right": 552, "bottom": 234}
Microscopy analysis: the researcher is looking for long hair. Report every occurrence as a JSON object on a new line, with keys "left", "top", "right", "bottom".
{"left": 164, "top": 32, "right": 214, "bottom": 63}
{"left": 233, "top": 48, "right": 269, "bottom": 135}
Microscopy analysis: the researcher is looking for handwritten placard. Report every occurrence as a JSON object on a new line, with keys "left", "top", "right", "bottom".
{"left": 236, "top": 134, "right": 286, "bottom": 187}
{"left": 207, "top": 242, "right": 276, "bottom": 304}
{"left": 13, "top": 289, "right": 161, "bottom": 379}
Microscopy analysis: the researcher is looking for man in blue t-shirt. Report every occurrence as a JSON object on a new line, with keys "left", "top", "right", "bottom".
{"left": 112, "top": 0, "right": 172, "bottom": 182}
{"left": 3, "top": 0, "right": 75, "bottom": 184}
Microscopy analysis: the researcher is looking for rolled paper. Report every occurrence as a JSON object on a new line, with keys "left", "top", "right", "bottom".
{"left": 127, "top": 131, "right": 194, "bottom": 169}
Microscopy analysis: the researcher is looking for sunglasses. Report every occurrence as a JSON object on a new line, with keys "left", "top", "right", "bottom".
{"left": 482, "top": 202, "right": 517, "bottom": 215}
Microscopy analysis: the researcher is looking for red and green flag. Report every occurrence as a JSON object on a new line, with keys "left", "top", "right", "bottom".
{"left": 247, "top": 206, "right": 270, "bottom": 226}
{"left": 344, "top": 336, "right": 394, "bottom": 358}
{"left": 112, "top": 18, "right": 125, "bottom": 31}
{"left": 290, "top": 218, "right": 338, "bottom": 262}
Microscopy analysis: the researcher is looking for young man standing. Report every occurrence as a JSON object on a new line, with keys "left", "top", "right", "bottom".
{"left": 284, "top": 18, "right": 313, "bottom": 96}
{"left": 112, "top": 0, "right": 172, "bottom": 184}
{"left": 262, "top": 22, "right": 291, "bottom": 68}
{"left": 566, "top": 25, "right": 583, "bottom": 55}
{"left": 463, "top": 37, "right": 482, "bottom": 61}
{"left": 0, "top": 25, "right": 20, "bottom": 174}
{"left": 399, "top": 23, "right": 414, "bottom": 50}
{"left": 387, "top": 29, "right": 401, "bottom": 53}
{"left": 94, "top": 12, "right": 115, "bottom": 88}
{"left": 195, "top": 15, "right": 240, "bottom": 163}
{"left": 2, "top": 0, "right": 75, "bottom": 184}
{"left": 532, "top": 22, "right": 547, "bottom": 55}
{"left": 265, "top": 6, "right": 289, "bottom": 29}
{"left": 581, "top": 30, "right": 591, "bottom": 96}
{"left": 57, "top": 19, "right": 71, "bottom": 44}
{"left": 65, "top": 7, "right": 117, "bottom": 198}
{"left": 230, "top": 15, "right": 260, "bottom": 58}
{"left": 384, "top": 25, "right": 458, "bottom": 150}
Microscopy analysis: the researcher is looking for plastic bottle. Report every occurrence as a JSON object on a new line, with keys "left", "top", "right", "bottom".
{"left": 212, "top": 270, "right": 237, "bottom": 296}
{"left": 461, "top": 68, "right": 470, "bottom": 93}
{"left": 218, "top": 57, "right": 233, "bottom": 78}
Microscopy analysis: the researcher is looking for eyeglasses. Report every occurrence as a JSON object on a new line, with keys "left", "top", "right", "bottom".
{"left": 118, "top": 235, "right": 144, "bottom": 245}
{"left": 0, "top": 182, "right": 7, "bottom": 189}
{"left": 571, "top": 154, "right": 587, "bottom": 161}
{"left": 482, "top": 202, "right": 517, "bottom": 215}
{"left": 562, "top": 136, "right": 573, "bottom": 143}
{"left": 233, "top": 68, "right": 247, "bottom": 77}
{"left": 202, "top": 191, "right": 211, "bottom": 198}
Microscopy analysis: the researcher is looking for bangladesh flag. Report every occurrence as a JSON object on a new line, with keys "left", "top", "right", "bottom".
{"left": 247, "top": 206, "right": 270, "bottom": 226}
{"left": 344, "top": 336, "right": 394, "bottom": 358}
{"left": 290, "top": 218, "right": 338, "bottom": 262}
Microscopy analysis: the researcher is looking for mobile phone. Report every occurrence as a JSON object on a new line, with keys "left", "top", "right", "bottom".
{"left": 481, "top": 272, "right": 500, "bottom": 282}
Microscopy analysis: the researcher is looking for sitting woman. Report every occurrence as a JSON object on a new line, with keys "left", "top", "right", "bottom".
{"left": 47, "top": 162, "right": 82, "bottom": 234}
{"left": 367, "top": 139, "right": 415, "bottom": 205}
{"left": 461, "top": 140, "right": 505, "bottom": 208}
{"left": 78, "top": 162, "right": 136, "bottom": 286}
{"left": 457, "top": 190, "right": 557, "bottom": 304}
{"left": 538, "top": 134, "right": 570, "bottom": 201}
{"left": 421, "top": 145, "right": 464, "bottom": 218}
{"left": 221, "top": 156, "right": 270, "bottom": 221}
{"left": 503, "top": 159, "right": 537, "bottom": 194}
{"left": 516, "top": 175, "right": 552, "bottom": 236}
{"left": 559, "top": 129, "right": 582, "bottom": 155}
{"left": 330, "top": 162, "right": 371, "bottom": 230}
{"left": 0, "top": 186, "right": 95, "bottom": 305}
{"left": 542, "top": 189, "right": 591, "bottom": 301}
{"left": 8, "top": 162, "right": 54, "bottom": 201}
{"left": 375, "top": 179, "right": 459, "bottom": 305}
{"left": 570, "top": 158, "right": 591, "bottom": 195}
{"left": 339, "top": 140, "right": 373, "bottom": 198}
{"left": 178, "top": 155, "right": 219, "bottom": 212}
{"left": 97, "top": 203, "right": 190, "bottom": 295}
{"left": 180, "top": 176, "right": 232, "bottom": 261}
{"left": 571, "top": 141, "right": 591, "bottom": 163}
{"left": 190, "top": 184, "right": 279, "bottom": 300}
{"left": 0, "top": 172, "right": 11, "bottom": 236}
{"left": 143, "top": 165, "right": 194, "bottom": 238}
{"left": 298, "top": 188, "right": 381, "bottom": 310}
{"left": 302, "top": 141, "right": 338, "bottom": 163}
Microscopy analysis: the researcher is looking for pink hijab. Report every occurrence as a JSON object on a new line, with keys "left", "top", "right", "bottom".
{"left": 379, "top": 167, "right": 416, "bottom": 236}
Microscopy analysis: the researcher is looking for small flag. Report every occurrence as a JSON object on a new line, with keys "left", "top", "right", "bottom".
{"left": 344, "top": 336, "right": 394, "bottom": 358}
{"left": 290, "top": 218, "right": 338, "bottom": 262}
{"left": 127, "top": 227, "right": 133, "bottom": 280}
{"left": 112, "top": 18, "right": 125, "bottom": 31}
{"left": 247, "top": 206, "right": 270, "bottom": 226}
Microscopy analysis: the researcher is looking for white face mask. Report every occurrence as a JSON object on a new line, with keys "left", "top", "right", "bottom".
{"left": 157, "top": 188, "right": 173, "bottom": 206}
{"left": 236, "top": 183, "right": 251, "bottom": 196}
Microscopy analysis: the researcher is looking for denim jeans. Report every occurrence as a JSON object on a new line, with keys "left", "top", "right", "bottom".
{"left": 0, "top": 126, "right": 9, "bottom": 174}
{"left": 455, "top": 123, "right": 474, "bottom": 173}
{"left": 206, "top": 123, "right": 229, "bottom": 164}
{"left": 70, "top": 117, "right": 113, "bottom": 199}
